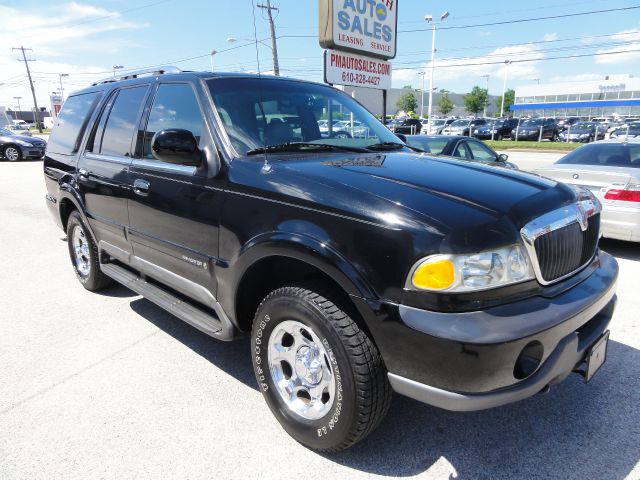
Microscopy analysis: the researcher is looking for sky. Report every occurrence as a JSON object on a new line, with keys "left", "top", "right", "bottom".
{"left": 1, "top": 0, "right": 639, "bottom": 111}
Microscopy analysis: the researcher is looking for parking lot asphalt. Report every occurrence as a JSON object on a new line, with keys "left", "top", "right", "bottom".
{"left": 1, "top": 156, "right": 639, "bottom": 480}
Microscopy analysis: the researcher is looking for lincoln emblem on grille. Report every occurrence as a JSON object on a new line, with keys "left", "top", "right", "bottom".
{"left": 576, "top": 202, "right": 589, "bottom": 231}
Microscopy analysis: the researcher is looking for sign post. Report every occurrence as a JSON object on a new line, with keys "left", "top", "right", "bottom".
{"left": 319, "top": 0, "right": 397, "bottom": 121}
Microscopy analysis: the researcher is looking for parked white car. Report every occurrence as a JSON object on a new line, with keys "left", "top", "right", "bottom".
{"left": 4, "top": 124, "right": 32, "bottom": 136}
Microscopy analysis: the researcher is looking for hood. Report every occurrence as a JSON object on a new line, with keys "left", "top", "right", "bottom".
{"left": 229, "top": 151, "right": 576, "bottom": 253}
{"left": 0, "top": 134, "right": 44, "bottom": 144}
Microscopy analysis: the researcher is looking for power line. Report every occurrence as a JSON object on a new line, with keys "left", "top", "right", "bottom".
{"left": 12, "top": 46, "right": 42, "bottom": 133}
{"left": 395, "top": 30, "right": 640, "bottom": 57}
{"left": 399, "top": 5, "right": 640, "bottom": 33}
{"left": 393, "top": 48, "right": 640, "bottom": 70}
{"left": 391, "top": 40, "right": 637, "bottom": 66}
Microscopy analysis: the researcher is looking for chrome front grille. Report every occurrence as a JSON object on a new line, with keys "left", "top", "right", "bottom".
{"left": 521, "top": 198, "right": 601, "bottom": 285}
{"left": 533, "top": 214, "right": 599, "bottom": 282}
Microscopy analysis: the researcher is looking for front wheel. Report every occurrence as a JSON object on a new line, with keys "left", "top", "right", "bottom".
{"left": 3, "top": 145, "right": 22, "bottom": 162}
{"left": 251, "top": 285, "right": 391, "bottom": 451}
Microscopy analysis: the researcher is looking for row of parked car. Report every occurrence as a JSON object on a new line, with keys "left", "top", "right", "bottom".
{"left": 386, "top": 116, "right": 640, "bottom": 143}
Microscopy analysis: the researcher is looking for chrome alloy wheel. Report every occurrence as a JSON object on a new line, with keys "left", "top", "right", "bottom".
{"left": 267, "top": 320, "right": 336, "bottom": 420}
{"left": 4, "top": 147, "right": 20, "bottom": 161}
{"left": 71, "top": 225, "right": 91, "bottom": 277}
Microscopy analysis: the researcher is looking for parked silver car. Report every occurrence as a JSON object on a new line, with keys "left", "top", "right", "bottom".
{"left": 534, "top": 139, "right": 640, "bottom": 242}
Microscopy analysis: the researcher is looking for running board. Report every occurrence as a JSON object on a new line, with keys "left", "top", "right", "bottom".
{"left": 100, "top": 262, "right": 234, "bottom": 340}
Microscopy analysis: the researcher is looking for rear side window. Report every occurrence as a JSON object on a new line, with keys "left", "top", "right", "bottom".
{"left": 143, "top": 83, "right": 204, "bottom": 159}
{"left": 99, "top": 86, "right": 148, "bottom": 157}
{"left": 47, "top": 92, "right": 102, "bottom": 155}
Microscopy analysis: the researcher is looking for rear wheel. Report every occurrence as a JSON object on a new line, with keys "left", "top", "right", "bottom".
{"left": 251, "top": 284, "right": 391, "bottom": 451}
{"left": 3, "top": 145, "right": 22, "bottom": 162}
{"left": 66, "top": 211, "right": 114, "bottom": 291}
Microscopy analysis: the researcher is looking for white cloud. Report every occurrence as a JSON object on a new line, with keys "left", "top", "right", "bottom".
{"left": 549, "top": 73, "right": 603, "bottom": 83}
{"left": 543, "top": 33, "right": 558, "bottom": 42}
{"left": 595, "top": 29, "right": 640, "bottom": 64}
{"left": 0, "top": 3, "right": 146, "bottom": 109}
{"left": 393, "top": 43, "right": 544, "bottom": 90}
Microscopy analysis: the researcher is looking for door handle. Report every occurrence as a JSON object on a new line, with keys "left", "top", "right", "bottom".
{"left": 78, "top": 168, "right": 88, "bottom": 180}
{"left": 133, "top": 179, "right": 150, "bottom": 197}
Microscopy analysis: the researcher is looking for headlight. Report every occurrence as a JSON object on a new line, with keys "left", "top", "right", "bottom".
{"left": 407, "top": 244, "right": 534, "bottom": 292}
{"left": 15, "top": 140, "right": 33, "bottom": 146}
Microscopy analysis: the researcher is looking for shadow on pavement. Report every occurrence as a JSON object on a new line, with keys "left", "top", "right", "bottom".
{"left": 122, "top": 273, "right": 638, "bottom": 478}
{"left": 326, "top": 340, "right": 640, "bottom": 478}
{"left": 600, "top": 238, "right": 640, "bottom": 262}
{"left": 128, "top": 297, "right": 256, "bottom": 390}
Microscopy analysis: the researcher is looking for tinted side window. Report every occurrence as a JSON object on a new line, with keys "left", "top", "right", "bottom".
{"left": 47, "top": 92, "right": 102, "bottom": 155}
{"left": 143, "top": 83, "right": 204, "bottom": 159}
{"left": 100, "top": 86, "right": 148, "bottom": 157}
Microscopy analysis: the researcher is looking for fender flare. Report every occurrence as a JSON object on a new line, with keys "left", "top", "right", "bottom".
{"left": 220, "top": 231, "right": 378, "bottom": 327}
{"left": 57, "top": 183, "right": 98, "bottom": 243}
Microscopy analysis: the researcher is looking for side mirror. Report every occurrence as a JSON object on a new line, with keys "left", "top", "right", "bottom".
{"left": 497, "top": 153, "right": 509, "bottom": 162}
{"left": 151, "top": 128, "right": 202, "bottom": 166}
{"left": 395, "top": 133, "right": 407, "bottom": 143}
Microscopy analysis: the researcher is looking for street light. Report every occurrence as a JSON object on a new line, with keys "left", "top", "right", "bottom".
{"left": 500, "top": 60, "right": 512, "bottom": 117}
{"left": 532, "top": 77, "right": 540, "bottom": 85}
{"left": 13, "top": 96, "right": 22, "bottom": 120}
{"left": 112, "top": 65, "right": 124, "bottom": 78}
{"left": 417, "top": 71, "right": 426, "bottom": 118}
{"left": 58, "top": 73, "right": 68, "bottom": 101}
{"left": 480, "top": 74, "right": 490, "bottom": 117}
{"left": 210, "top": 50, "right": 217, "bottom": 72}
{"left": 425, "top": 11, "right": 450, "bottom": 133}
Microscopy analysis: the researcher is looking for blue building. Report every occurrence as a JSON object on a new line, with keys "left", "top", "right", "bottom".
{"left": 512, "top": 75, "right": 640, "bottom": 118}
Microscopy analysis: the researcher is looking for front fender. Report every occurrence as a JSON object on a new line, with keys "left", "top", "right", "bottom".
{"left": 236, "top": 231, "right": 377, "bottom": 299}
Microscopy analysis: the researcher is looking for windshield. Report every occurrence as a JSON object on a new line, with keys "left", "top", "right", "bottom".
{"left": 207, "top": 77, "right": 403, "bottom": 156}
{"left": 573, "top": 122, "right": 596, "bottom": 129}
{"left": 521, "top": 119, "right": 543, "bottom": 127}
{"left": 450, "top": 119, "right": 469, "bottom": 127}
{"left": 558, "top": 143, "right": 640, "bottom": 167}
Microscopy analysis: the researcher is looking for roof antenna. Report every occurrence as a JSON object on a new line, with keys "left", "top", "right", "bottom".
{"left": 261, "top": 157, "right": 272, "bottom": 174}
{"left": 250, "top": 0, "right": 261, "bottom": 76}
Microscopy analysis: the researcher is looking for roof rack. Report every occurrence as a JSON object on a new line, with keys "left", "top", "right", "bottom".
{"left": 92, "top": 66, "right": 183, "bottom": 86}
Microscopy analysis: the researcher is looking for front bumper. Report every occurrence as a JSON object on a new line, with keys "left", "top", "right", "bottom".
{"left": 20, "top": 145, "right": 46, "bottom": 158}
{"left": 511, "top": 132, "right": 542, "bottom": 140}
{"left": 356, "top": 251, "right": 618, "bottom": 411}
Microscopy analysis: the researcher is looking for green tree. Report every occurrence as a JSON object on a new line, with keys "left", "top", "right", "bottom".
{"left": 437, "top": 92, "right": 454, "bottom": 115}
{"left": 396, "top": 91, "right": 418, "bottom": 114}
{"left": 463, "top": 86, "right": 489, "bottom": 115}
{"left": 496, "top": 88, "right": 515, "bottom": 115}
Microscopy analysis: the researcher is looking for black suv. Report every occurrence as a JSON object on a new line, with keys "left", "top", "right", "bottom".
{"left": 391, "top": 118, "right": 423, "bottom": 135}
{"left": 44, "top": 69, "right": 617, "bottom": 452}
{"left": 511, "top": 118, "right": 560, "bottom": 141}
{"left": 473, "top": 118, "right": 519, "bottom": 140}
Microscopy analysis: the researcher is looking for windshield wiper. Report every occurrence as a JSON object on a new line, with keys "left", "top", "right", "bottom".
{"left": 246, "top": 142, "right": 368, "bottom": 156}
{"left": 365, "top": 142, "right": 408, "bottom": 151}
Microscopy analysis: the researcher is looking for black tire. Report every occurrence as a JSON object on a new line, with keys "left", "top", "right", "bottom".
{"left": 66, "top": 210, "right": 114, "bottom": 291}
{"left": 251, "top": 284, "right": 391, "bottom": 452}
{"left": 2, "top": 145, "right": 22, "bottom": 162}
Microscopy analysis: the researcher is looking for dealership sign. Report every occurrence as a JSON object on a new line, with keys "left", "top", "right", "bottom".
{"left": 324, "top": 49, "right": 392, "bottom": 89}
{"left": 319, "top": 0, "right": 397, "bottom": 60}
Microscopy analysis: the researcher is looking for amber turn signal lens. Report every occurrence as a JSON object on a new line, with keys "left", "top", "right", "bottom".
{"left": 412, "top": 258, "right": 455, "bottom": 290}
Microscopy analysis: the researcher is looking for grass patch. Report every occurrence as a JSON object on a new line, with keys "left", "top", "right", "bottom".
{"left": 483, "top": 140, "right": 582, "bottom": 151}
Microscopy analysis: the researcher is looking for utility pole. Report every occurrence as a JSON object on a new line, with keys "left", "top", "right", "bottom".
{"left": 13, "top": 46, "right": 42, "bottom": 133}
{"left": 58, "top": 73, "right": 69, "bottom": 101}
{"left": 257, "top": 0, "right": 280, "bottom": 76}
{"left": 13, "top": 97, "right": 22, "bottom": 120}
